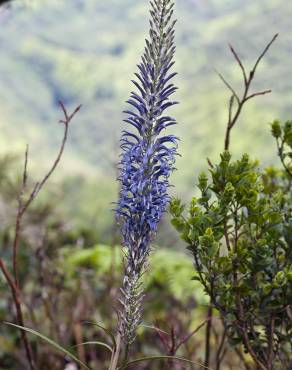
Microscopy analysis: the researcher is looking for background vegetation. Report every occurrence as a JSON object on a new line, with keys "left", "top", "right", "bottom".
{"left": 0, "top": 0, "right": 291, "bottom": 369}
{"left": 1, "top": 0, "right": 292, "bottom": 243}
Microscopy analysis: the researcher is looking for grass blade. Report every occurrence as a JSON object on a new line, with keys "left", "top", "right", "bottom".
{"left": 73, "top": 341, "right": 113, "bottom": 353}
{"left": 4, "top": 322, "right": 91, "bottom": 370}
{"left": 118, "top": 355, "right": 212, "bottom": 369}
{"left": 139, "top": 324, "right": 169, "bottom": 336}
{"left": 83, "top": 321, "right": 117, "bottom": 350}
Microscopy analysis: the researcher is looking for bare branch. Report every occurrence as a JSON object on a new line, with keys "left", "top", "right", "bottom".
{"left": 0, "top": 101, "right": 81, "bottom": 370}
{"left": 175, "top": 317, "right": 211, "bottom": 352}
{"left": 12, "top": 209, "right": 22, "bottom": 286}
{"left": 0, "top": 258, "right": 17, "bottom": 294}
{"left": 59, "top": 100, "right": 69, "bottom": 121}
{"left": 246, "top": 89, "right": 272, "bottom": 101}
{"left": 215, "top": 328, "right": 226, "bottom": 370}
{"left": 22, "top": 145, "right": 29, "bottom": 190}
{"left": 222, "top": 36, "right": 278, "bottom": 150}
{"left": 20, "top": 102, "right": 81, "bottom": 215}
{"left": 214, "top": 68, "right": 240, "bottom": 105}
{"left": 228, "top": 95, "right": 235, "bottom": 126}
{"left": 154, "top": 325, "right": 171, "bottom": 352}
{"left": 0, "top": 258, "right": 37, "bottom": 370}
{"left": 229, "top": 43, "right": 247, "bottom": 84}
{"left": 204, "top": 305, "right": 213, "bottom": 368}
{"left": 252, "top": 34, "right": 278, "bottom": 76}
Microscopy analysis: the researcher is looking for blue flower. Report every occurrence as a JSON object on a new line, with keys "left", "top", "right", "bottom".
{"left": 116, "top": 0, "right": 178, "bottom": 344}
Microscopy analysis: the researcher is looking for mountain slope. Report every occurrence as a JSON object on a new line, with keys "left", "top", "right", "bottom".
{"left": 0, "top": 0, "right": 291, "bottom": 198}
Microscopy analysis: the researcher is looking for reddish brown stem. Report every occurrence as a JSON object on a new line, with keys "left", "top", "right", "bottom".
{"left": 175, "top": 317, "right": 211, "bottom": 353}
{"left": 215, "top": 328, "right": 226, "bottom": 370}
{"left": 233, "top": 253, "right": 267, "bottom": 370}
{"left": 0, "top": 258, "right": 36, "bottom": 370}
{"left": 222, "top": 34, "right": 278, "bottom": 151}
{"left": 12, "top": 210, "right": 22, "bottom": 287}
{"left": 267, "top": 314, "right": 275, "bottom": 370}
{"left": 204, "top": 305, "right": 213, "bottom": 368}
{"left": 234, "top": 347, "right": 252, "bottom": 370}
{"left": 225, "top": 207, "right": 267, "bottom": 370}
{"left": 0, "top": 102, "right": 80, "bottom": 370}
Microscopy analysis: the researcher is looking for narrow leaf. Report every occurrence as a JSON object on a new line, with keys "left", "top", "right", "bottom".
{"left": 73, "top": 341, "right": 113, "bottom": 353}
{"left": 4, "top": 322, "right": 90, "bottom": 370}
{"left": 82, "top": 321, "right": 117, "bottom": 350}
{"left": 118, "top": 355, "right": 211, "bottom": 369}
{"left": 139, "top": 324, "right": 169, "bottom": 336}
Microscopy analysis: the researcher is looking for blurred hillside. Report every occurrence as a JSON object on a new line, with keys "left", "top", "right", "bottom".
{"left": 0, "top": 0, "right": 291, "bottom": 243}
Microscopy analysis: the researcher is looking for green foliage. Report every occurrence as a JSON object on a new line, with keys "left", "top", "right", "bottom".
{"left": 0, "top": 148, "right": 207, "bottom": 369}
{"left": 1, "top": 0, "right": 292, "bottom": 248}
{"left": 1, "top": 240, "right": 207, "bottom": 369}
{"left": 170, "top": 137, "right": 292, "bottom": 367}
{"left": 1, "top": 2, "right": 292, "bottom": 369}
{"left": 1, "top": 0, "right": 292, "bottom": 193}
{"left": 64, "top": 245, "right": 205, "bottom": 305}
{"left": 271, "top": 119, "right": 292, "bottom": 178}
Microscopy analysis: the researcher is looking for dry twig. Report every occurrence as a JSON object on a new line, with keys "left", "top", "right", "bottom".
{"left": 0, "top": 102, "right": 81, "bottom": 370}
{"left": 215, "top": 34, "right": 278, "bottom": 151}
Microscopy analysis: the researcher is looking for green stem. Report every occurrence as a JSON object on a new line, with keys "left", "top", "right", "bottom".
{"left": 109, "top": 333, "right": 122, "bottom": 370}
{"left": 123, "top": 344, "right": 130, "bottom": 367}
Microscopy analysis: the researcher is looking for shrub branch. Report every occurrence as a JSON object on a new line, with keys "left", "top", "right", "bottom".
{"left": 218, "top": 34, "right": 278, "bottom": 150}
{"left": 0, "top": 102, "right": 81, "bottom": 370}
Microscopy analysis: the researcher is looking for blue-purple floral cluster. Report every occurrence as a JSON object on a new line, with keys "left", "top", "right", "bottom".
{"left": 116, "top": 0, "right": 178, "bottom": 345}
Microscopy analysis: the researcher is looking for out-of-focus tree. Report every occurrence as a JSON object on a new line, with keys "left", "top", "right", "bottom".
{"left": 0, "top": 0, "right": 13, "bottom": 6}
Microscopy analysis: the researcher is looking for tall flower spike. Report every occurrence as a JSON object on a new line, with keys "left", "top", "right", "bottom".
{"left": 116, "top": 0, "right": 178, "bottom": 346}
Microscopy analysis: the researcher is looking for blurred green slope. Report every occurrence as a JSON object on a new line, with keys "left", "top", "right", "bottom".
{"left": 0, "top": 0, "right": 291, "bottom": 229}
